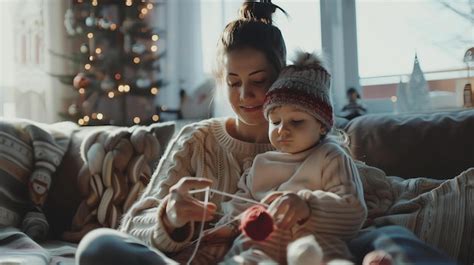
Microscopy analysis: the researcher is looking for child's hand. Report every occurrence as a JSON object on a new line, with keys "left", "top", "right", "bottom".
{"left": 260, "top": 191, "right": 286, "bottom": 206}
{"left": 265, "top": 193, "right": 311, "bottom": 230}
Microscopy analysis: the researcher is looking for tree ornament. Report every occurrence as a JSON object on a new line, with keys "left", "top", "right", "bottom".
{"left": 85, "top": 16, "right": 96, "bottom": 27}
{"left": 80, "top": 43, "right": 89, "bottom": 54}
{"left": 132, "top": 43, "right": 146, "bottom": 54}
{"left": 68, "top": 103, "right": 79, "bottom": 116}
{"left": 73, "top": 73, "right": 91, "bottom": 89}
{"left": 136, "top": 77, "right": 151, "bottom": 89}
{"left": 98, "top": 18, "right": 111, "bottom": 29}
{"left": 240, "top": 205, "right": 274, "bottom": 241}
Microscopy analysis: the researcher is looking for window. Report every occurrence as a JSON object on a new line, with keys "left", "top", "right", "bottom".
{"left": 356, "top": 0, "right": 473, "bottom": 111}
{"left": 200, "top": 0, "right": 321, "bottom": 73}
{"left": 357, "top": 0, "right": 471, "bottom": 79}
{"left": 274, "top": 0, "right": 322, "bottom": 61}
{"left": 356, "top": 0, "right": 474, "bottom": 111}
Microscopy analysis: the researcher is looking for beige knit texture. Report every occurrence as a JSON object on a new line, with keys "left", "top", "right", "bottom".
{"left": 118, "top": 118, "right": 273, "bottom": 264}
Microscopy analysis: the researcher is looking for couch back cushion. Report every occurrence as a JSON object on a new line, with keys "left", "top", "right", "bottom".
{"left": 45, "top": 122, "right": 175, "bottom": 239}
{"left": 345, "top": 109, "right": 474, "bottom": 179}
{"left": 0, "top": 119, "right": 75, "bottom": 241}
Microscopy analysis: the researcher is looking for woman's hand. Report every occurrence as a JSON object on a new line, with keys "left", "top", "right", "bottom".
{"left": 164, "top": 177, "right": 217, "bottom": 229}
{"left": 262, "top": 192, "right": 311, "bottom": 230}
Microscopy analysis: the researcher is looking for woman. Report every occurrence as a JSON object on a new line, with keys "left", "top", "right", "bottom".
{"left": 77, "top": 2, "right": 286, "bottom": 264}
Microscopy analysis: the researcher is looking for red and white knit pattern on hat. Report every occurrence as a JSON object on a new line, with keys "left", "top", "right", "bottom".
{"left": 263, "top": 52, "right": 333, "bottom": 129}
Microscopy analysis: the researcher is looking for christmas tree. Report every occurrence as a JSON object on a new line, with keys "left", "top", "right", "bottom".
{"left": 396, "top": 78, "right": 409, "bottom": 113}
{"left": 60, "top": 0, "right": 166, "bottom": 126}
{"left": 407, "top": 54, "right": 431, "bottom": 112}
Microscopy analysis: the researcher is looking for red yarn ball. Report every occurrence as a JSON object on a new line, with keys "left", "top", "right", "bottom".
{"left": 240, "top": 205, "right": 274, "bottom": 241}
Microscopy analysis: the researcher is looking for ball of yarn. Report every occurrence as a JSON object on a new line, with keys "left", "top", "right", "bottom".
{"left": 240, "top": 205, "right": 274, "bottom": 241}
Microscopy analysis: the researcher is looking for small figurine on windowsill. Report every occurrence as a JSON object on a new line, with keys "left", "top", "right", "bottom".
{"left": 463, "top": 47, "right": 473, "bottom": 108}
{"left": 463, "top": 83, "right": 472, "bottom": 108}
{"left": 341, "top": 87, "right": 367, "bottom": 120}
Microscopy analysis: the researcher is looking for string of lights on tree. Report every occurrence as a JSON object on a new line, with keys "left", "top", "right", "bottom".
{"left": 61, "top": 0, "right": 167, "bottom": 126}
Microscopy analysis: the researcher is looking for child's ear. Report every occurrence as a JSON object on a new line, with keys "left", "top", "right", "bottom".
{"left": 320, "top": 127, "right": 327, "bottom": 136}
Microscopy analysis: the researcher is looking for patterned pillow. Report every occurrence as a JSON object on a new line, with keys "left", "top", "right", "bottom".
{"left": 0, "top": 119, "right": 76, "bottom": 241}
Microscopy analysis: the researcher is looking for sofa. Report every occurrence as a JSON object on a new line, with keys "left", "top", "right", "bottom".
{"left": 345, "top": 109, "right": 474, "bottom": 265}
{"left": 0, "top": 109, "right": 473, "bottom": 265}
{"left": 0, "top": 120, "right": 176, "bottom": 265}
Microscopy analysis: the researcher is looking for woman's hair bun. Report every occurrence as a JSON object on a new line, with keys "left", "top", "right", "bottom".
{"left": 239, "top": 0, "right": 286, "bottom": 24}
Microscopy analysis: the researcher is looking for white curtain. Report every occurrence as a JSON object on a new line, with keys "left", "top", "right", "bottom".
{"left": 0, "top": 1, "right": 17, "bottom": 118}
{"left": 0, "top": 0, "right": 72, "bottom": 123}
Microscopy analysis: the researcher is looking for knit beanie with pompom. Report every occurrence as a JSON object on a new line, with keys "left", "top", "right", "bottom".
{"left": 263, "top": 51, "right": 333, "bottom": 129}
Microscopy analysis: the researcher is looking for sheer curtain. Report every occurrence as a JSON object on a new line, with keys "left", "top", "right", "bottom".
{"left": 0, "top": 0, "right": 71, "bottom": 123}
{"left": 0, "top": 1, "right": 16, "bottom": 118}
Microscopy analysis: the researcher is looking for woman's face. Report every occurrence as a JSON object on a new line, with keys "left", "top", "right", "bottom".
{"left": 223, "top": 48, "right": 278, "bottom": 126}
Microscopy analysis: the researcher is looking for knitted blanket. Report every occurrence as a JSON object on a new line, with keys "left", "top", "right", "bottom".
{"left": 62, "top": 123, "right": 174, "bottom": 242}
{"left": 357, "top": 162, "right": 474, "bottom": 265}
{"left": 0, "top": 119, "right": 76, "bottom": 241}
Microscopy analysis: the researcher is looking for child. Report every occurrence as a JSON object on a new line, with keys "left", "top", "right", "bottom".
{"left": 215, "top": 51, "right": 368, "bottom": 264}
{"left": 341, "top": 87, "right": 367, "bottom": 120}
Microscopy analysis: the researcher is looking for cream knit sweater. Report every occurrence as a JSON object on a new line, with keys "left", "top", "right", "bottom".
{"left": 118, "top": 118, "right": 273, "bottom": 262}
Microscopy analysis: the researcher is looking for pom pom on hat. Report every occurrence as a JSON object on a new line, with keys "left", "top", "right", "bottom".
{"left": 240, "top": 205, "right": 274, "bottom": 241}
{"left": 292, "top": 51, "right": 325, "bottom": 69}
{"left": 263, "top": 51, "right": 334, "bottom": 129}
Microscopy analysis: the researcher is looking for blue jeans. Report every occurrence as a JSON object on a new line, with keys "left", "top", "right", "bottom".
{"left": 76, "top": 228, "right": 178, "bottom": 265}
{"left": 349, "top": 225, "right": 458, "bottom": 265}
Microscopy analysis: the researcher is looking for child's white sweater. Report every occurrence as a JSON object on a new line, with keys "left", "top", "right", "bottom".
{"left": 221, "top": 138, "right": 368, "bottom": 263}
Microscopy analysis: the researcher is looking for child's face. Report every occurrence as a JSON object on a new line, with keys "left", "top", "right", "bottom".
{"left": 348, "top": 92, "right": 359, "bottom": 102}
{"left": 268, "top": 106, "right": 326, "bottom": 154}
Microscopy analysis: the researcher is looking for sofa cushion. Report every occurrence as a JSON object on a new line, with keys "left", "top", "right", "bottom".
{"left": 345, "top": 109, "right": 474, "bottom": 179}
{"left": 0, "top": 119, "right": 76, "bottom": 241}
{"left": 45, "top": 122, "right": 175, "bottom": 240}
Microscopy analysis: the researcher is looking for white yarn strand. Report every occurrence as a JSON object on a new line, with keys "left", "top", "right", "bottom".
{"left": 186, "top": 187, "right": 210, "bottom": 265}
{"left": 185, "top": 187, "right": 269, "bottom": 264}
{"left": 189, "top": 188, "right": 268, "bottom": 207}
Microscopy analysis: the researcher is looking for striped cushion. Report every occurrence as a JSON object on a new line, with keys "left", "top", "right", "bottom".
{"left": 0, "top": 119, "right": 75, "bottom": 241}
